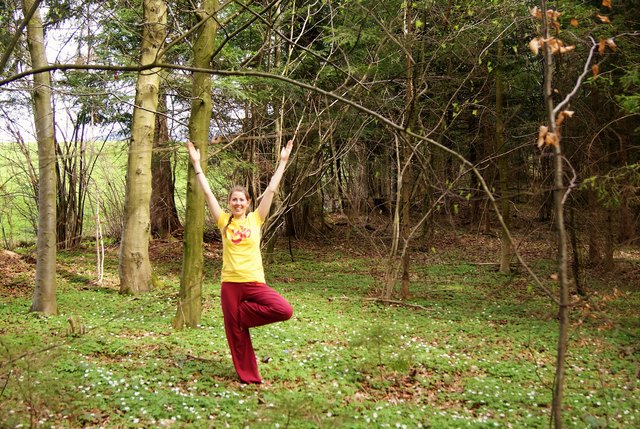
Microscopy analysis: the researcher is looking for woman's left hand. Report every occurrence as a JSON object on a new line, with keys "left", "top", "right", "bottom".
{"left": 280, "top": 140, "right": 294, "bottom": 162}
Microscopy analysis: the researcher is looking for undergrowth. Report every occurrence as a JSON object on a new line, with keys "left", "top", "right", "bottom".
{"left": 0, "top": 242, "right": 638, "bottom": 428}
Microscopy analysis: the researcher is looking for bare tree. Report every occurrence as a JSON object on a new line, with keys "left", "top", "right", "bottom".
{"left": 531, "top": 3, "right": 599, "bottom": 426}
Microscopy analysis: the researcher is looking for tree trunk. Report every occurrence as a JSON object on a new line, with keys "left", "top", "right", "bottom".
{"left": 540, "top": 2, "right": 570, "bottom": 426}
{"left": 118, "top": 0, "right": 167, "bottom": 294}
{"left": 400, "top": 1, "right": 417, "bottom": 300}
{"left": 603, "top": 208, "right": 615, "bottom": 271}
{"left": 495, "top": 37, "right": 512, "bottom": 274}
{"left": 617, "top": 134, "right": 635, "bottom": 243}
{"left": 264, "top": 96, "right": 285, "bottom": 264}
{"left": 174, "top": 0, "right": 219, "bottom": 329}
{"left": 55, "top": 124, "right": 88, "bottom": 250}
{"left": 151, "top": 83, "right": 181, "bottom": 238}
{"left": 569, "top": 206, "right": 586, "bottom": 296}
{"left": 25, "top": 0, "right": 57, "bottom": 315}
{"left": 550, "top": 136, "right": 570, "bottom": 429}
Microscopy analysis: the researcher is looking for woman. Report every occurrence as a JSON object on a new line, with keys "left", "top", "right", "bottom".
{"left": 186, "top": 138, "right": 294, "bottom": 384}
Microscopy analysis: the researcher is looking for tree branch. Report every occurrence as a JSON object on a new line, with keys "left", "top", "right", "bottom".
{"left": 0, "top": 0, "right": 44, "bottom": 73}
{"left": 0, "top": 60, "right": 559, "bottom": 303}
{"left": 553, "top": 37, "right": 598, "bottom": 116}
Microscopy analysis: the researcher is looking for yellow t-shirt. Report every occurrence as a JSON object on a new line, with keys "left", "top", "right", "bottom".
{"left": 217, "top": 211, "right": 265, "bottom": 283}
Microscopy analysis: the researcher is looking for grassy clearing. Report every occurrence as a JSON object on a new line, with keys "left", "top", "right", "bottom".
{"left": 0, "top": 140, "right": 246, "bottom": 249}
{"left": 0, "top": 238, "right": 638, "bottom": 428}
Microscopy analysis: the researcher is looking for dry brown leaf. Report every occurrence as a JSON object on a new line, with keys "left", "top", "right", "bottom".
{"left": 596, "top": 13, "right": 611, "bottom": 23}
{"left": 602, "top": 0, "right": 612, "bottom": 9}
{"left": 599, "top": 39, "right": 607, "bottom": 55}
{"left": 592, "top": 64, "right": 600, "bottom": 77}
{"left": 530, "top": 6, "right": 542, "bottom": 19}
{"left": 570, "top": 18, "right": 579, "bottom": 27}
{"left": 528, "top": 38, "right": 542, "bottom": 56}
{"left": 547, "top": 38, "right": 561, "bottom": 54}
{"left": 547, "top": 38, "right": 572, "bottom": 55}
{"left": 556, "top": 110, "right": 575, "bottom": 127}
{"left": 537, "top": 125, "right": 549, "bottom": 148}
{"left": 559, "top": 45, "right": 575, "bottom": 54}
{"left": 546, "top": 9, "right": 562, "bottom": 21}
{"left": 546, "top": 132, "right": 559, "bottom": 148}
{"left": 606, "top": 38, "right": 617, "bottom": 51}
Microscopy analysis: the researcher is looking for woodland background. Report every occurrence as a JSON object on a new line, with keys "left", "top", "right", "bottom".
{"left": 0, "top": 0, "right": 638, "bottom": 427}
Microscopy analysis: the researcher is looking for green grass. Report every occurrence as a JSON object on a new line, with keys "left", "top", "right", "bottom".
{"left": 0, "top": 244, "right": 638, "bottom": 428}
{"left": 0, "top": 140, "right": 242, "bottom": 249}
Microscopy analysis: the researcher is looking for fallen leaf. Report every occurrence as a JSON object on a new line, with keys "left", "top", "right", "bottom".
{"left": 570, "top": 18, "right": 579, "bottom": 27}
{"left": 592, "top": 64, "right": 600, "bottom": 77}
{"left": 595, "top": 13, "right": 611, "bottom": 23}
{"left": 602, "top": 0, "right": 612, "bottom": 9}
{"left": 606, "top": 38, "right": 617, "bottom": 51}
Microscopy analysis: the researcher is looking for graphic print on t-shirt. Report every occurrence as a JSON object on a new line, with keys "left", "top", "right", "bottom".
{"left": 228, "top": 224, "right": 251, "bottom": 244}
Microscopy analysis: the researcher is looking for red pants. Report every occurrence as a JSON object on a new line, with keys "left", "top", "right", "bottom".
{"left": 220, "top": 281, "right": 293, "bottom": 383}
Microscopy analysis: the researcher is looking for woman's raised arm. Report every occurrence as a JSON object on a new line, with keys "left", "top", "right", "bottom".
{"left": 186, "top": 140, "right": 223, "bottom": 223}
{"left": 257, "top": 140, "right": 294, "bottom": 221}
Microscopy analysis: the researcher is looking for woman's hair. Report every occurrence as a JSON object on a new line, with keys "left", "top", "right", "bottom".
{"left": 223, "top": 186, "right": 251, "bottom": 234}
{"left": 227, "top": 185, "right": 251, "bottom": 203}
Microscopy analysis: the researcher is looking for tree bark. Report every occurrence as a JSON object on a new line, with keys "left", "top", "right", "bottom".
{"left": 55, "top": 125, "right": 88, "bottom": 250}
{"left": 24, "top": 0, "right": 58, "bottom": 315}
{"left": 174, "top": 0, "right": 219, "bottom": 329}
{"left": 495, "top": 37, "right": 512, "bottom": 274}
{"left": 118, "top": 0, "right": 167, "bottom": 294}
{"left": 151, "top": 82, "right": 181, "bottom": 238}
{"left": 540, "top": 2, "right": 570, "bottom": 426}
{"left": 400, "top": 1, "right": 417, "bottom": 300}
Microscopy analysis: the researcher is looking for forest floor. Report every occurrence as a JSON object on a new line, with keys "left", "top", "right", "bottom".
{"left": 0, "top": 219, "right": 639, "bottom": 428}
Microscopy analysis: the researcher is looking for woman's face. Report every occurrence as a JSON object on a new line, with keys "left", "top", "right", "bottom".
{"left": 228, "top": 191, "right": 249, "bottom": 218}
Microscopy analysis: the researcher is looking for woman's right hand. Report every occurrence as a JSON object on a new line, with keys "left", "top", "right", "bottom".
{"left": 186, "top": 140, "right": 200, "bottom": 164}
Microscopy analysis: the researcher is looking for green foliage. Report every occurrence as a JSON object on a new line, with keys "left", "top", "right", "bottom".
{"left": 44, "top": 0, "right": 74, "bottom": 27}
{"left": 581, "top": 164, "right": 640, "bottom": 209}
{"left": 617, "top": 66, "right": 640, "bottom": 115}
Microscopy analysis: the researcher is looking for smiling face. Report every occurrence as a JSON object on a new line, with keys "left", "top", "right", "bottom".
{"left": 228, "top": 189, "right": 250, "bottom": 219}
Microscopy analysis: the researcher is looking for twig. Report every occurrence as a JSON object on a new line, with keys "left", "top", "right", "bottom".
{"left": 365, "top": 298, "right": 432, "bottom": 311}
{"left": 328, "top": 295, "right": 432, "bottom": 310}
{"left": 553, "top": 37, "right": 598, "bottom": 116}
